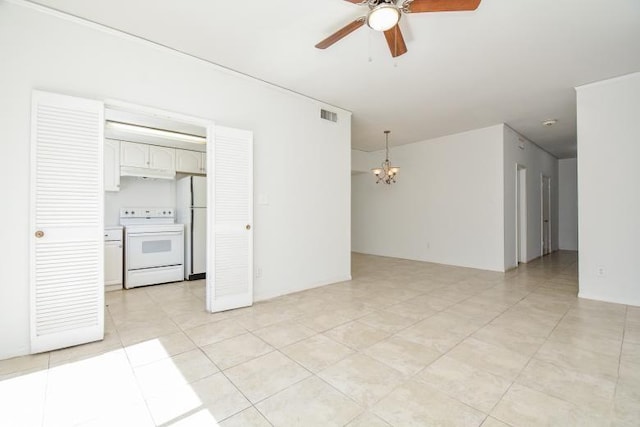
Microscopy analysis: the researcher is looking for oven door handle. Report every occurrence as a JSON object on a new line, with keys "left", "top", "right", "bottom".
{"left": 127, "top": 231, "right": 183, "bottom": 237}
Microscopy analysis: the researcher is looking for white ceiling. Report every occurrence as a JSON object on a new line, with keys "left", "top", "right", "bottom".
{"left": 29, "top": 0, "right": 640, "bottom": 158}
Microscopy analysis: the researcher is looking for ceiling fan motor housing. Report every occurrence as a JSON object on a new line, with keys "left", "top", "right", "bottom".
{"left": 366, "top": 2, "right": 402, "bottom": 31}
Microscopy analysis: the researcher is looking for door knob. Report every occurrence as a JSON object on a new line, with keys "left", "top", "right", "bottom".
{"left": 246, "top": 224, "right": 251, "bottom": 230}
{"left": 35, "top": 230, "right": 44, "bottom": 238}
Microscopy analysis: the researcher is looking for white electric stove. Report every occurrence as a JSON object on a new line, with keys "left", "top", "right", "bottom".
{"left": 120, "top": 207, "right": 184, "bottom": 289}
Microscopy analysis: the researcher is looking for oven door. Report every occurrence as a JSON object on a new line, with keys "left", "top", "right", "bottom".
{"left": 126, "top": 230, "right": 183, "bottom": 270}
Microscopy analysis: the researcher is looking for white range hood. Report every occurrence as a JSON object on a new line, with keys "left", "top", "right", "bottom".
{"left": 120, "top": 165, "right": 176, "bottom": 180}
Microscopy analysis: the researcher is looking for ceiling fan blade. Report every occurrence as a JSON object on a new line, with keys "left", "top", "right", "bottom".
{"left": 406, "top": 0, "right": 481, "bottom": 13}
{"left": 315, "top": 18, "right": 366, "bottom": 49}
{"left": 384, "top": 25, "right": 408, "bottom": 58}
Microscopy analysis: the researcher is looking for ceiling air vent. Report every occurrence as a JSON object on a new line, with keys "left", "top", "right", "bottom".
{"left": 320, "top": 109, "right": 338, "bottom": 122}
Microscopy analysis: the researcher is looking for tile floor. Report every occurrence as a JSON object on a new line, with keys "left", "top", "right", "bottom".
{"left": 1, "top": 251, "right": 639, "bottom": 426}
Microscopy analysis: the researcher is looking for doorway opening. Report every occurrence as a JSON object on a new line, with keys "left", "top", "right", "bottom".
{"left": 541, "top": 175, "right": 552, "bottom": 256}
{"left": 516, "top": 165, "right": 527, "bottom": 263}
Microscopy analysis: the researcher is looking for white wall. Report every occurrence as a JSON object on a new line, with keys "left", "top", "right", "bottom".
{"left": 0, "top": 2, "right": 351, "bottom": 359}
{"left": 576, "top": 72, "right": 640, "bottom": 307}
{"left": 104, "top": 177, "right": 176, "bottom": 226}
{"left": 503, "top": 126, "right": 559, "bottom": 270}
{"left": 352, "top": 125, "right": 505, "bottom": 272}
{"left": 351, "top": 149, "right": 373, "bottom": 173}
{"left": 558, "top": 158, "right": 578, "bottom": 250}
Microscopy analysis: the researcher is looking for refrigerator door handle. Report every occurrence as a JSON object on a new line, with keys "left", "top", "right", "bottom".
{"left": 191, "top": 208, "right": 195, "bottom": 275}
{"left": 190, "top": 177, "right": 194, "bottom": 207}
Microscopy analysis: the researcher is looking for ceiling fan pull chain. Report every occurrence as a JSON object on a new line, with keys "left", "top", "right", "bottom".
{"left": 368, "top": 26, "right": 373, "bottom": 63}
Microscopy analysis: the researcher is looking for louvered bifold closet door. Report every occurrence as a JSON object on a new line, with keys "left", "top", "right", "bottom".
{"left": 30, "top": 91, "right": 104, "bottom": 353}
{"left": 208, "top": 126, "right": 253, "bottom": 313}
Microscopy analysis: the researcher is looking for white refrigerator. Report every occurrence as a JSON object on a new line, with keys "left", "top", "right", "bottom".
{"left": 177, "top": 176, "right": 207, "bottom": 280}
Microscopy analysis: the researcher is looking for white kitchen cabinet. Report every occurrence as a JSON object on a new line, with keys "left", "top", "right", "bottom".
{"left": 104, "top": 139, "right": 120, "bottom": 191}
{"left": 149, "top": 145, "right": 176, "bottom": 170}
{"left": 120, "top": 141, "right": 148, "bottom": 168}
{"left": 120, "top": 141, "right": 176, "bottom": 173}
{"left": 104, "top": 227, "right": 123, "bottom": 292}
{"left": 176, "top": 148, "right": 206, "bottom": 174}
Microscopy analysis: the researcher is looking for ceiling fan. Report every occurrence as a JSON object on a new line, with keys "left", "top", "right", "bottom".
{"left": 315, "top": 0, "right": 481, "bottom": 57}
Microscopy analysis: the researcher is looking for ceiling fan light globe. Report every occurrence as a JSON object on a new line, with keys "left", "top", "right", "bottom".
{"left": 367, "top": 4, "right": 401, "bottom": 32}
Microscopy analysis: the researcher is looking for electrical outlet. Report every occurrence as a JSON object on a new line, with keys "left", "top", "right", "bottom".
{"left": 597, "top": 266, "right": 606, "bottom": 277}
{"left": 255, "top": 267, "right": 262, "bottom": 278}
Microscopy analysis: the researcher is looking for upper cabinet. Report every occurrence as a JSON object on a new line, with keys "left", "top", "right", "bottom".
{"left": 116, "top": 141, "right": 204, "bottom": 179}
{"left": 120, "top": 141, "right": 148, "bottom": 168}
{"left": 119, "top": 141, "right": 175, "bottom": 179}
{"left": 104, "top": 139, "right": 120, "bottom": 192}
{"left": 149, "top": 145, "right": 175, "bottom": 170}
{"left": 120, "top": 141, "right": 175, "bottom": 171}
{"left": 176, "top": 148, "right": 206, "bottom": 174}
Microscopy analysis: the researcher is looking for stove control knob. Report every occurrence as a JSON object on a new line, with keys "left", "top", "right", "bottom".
{"left": 163, "top": 211, "right": 166, "bottom": 215}
{"left": 124, "top": 211, "right": 129, "bottom": 215}
{"left": 132, "top": 211, "right": 135, "bottom": 215}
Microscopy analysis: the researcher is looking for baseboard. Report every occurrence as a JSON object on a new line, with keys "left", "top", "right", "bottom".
{"left": 352, "top": 251, "right": 504, "bottom": 273}
{"left": 0, "top": 345, "right": 30, "bottom": 361}
{"left": 254, "top": 274, "right": 352, "bottom": 302}
{"left": 578, "top": 291, "right": 640, "bottom": 308}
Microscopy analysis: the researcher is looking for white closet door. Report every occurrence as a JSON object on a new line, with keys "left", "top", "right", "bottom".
{"left": 30, "top": 91, "right": 104, "bottom": 353}
{"left": 207, "top": 126, "right": 253, "bottom": 313}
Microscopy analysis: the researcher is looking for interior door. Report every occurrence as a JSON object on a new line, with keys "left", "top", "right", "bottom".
{"left": 207, "top": 125, "right": 253, "bottom": 313}
{"left": 542, "top": 175, "right": 551, "bottom": 255}
{"left": 30, "top": 91, "right": 104, "bottom": 353}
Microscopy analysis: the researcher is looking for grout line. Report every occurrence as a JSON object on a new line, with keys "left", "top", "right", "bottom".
{"left": 20, "top": 252, "right": 591, "bottom": 426}
{"left": 612, "top": 304, "right": 629, "bottom": 412}
{"left": 39, "top": 354, "right": 51, "bottom": 427}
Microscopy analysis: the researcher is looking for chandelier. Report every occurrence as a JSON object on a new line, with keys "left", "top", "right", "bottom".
{"left": 372, "top": 130, "right": 399, "bottom": 185}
